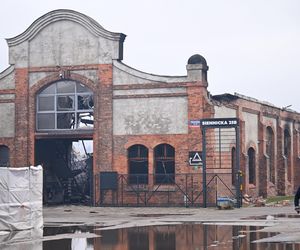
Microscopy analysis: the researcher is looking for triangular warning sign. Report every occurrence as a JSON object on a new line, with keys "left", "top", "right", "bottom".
{"left": 192, "top": 152, "right": 202, "bottom": 163}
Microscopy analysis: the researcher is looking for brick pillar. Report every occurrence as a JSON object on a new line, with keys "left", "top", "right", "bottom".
{"left": 239, "top": 120, "right": 247, "bottom": 196}
{"left": 187, "top": 84, "right": 213, "bottom": 153}
{"left": 14, "top": 68, "right": 29, "bottom": 167}
{"left": 277, "top": 123, "right": 286, "bottom": 195}
{"left": 28, "top": 90, "right": 36, "bottom": 166}
{"left": 258, "top": 118, "right": 267, "bottom": 197}
{"left": 148, "top": 148, "right": 154, "bottom": 186}
{"left": 187, "top": 84, "right": 203, "bottom": 153}
{"left": 96, "top": 64, "right": 113, "bottom": 171}
{"left": 95, "top": 64, "right": 113, "bottom": 204}
{"left": 294, "top": 129, "right": 300, "bottom": 190}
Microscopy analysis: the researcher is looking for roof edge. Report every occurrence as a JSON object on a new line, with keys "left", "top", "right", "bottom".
{"left": 6, "top": 9, "right": 126, "bottom": 46}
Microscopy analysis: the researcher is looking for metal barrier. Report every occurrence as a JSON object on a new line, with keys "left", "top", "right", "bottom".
{"left": 96, "top": 173, "right": 238, "bottom": 207}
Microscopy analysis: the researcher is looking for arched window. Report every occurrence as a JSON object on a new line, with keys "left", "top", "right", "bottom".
{"left": 36, "top": 80, "right": 94, "bottom": 130}
{"left": 0, "top": 146, "right": 9, "bottom": 167}
{"left": 266, "top": 127, "right": 275, "bottom": 183}
{"left": 154, "top": 144, "right": 175, "bottom": 184}
{"left": 231, "top": 147, "right": 236, "bottom": 185}
{"left": 248, "top": 147, "right": 256, "bottom": 185}
{"left": 284, "top": 128, "right": 292, "bottom": 182}
{"left": 128, "top": 145, "right": 148, "bottom": 184}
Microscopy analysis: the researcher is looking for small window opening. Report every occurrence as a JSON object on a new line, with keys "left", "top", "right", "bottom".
{"left": 248, "top": 147, "right": 256, "bottom": 185}
{"left": 0, "top": 145, "right": 9, "bottom": 167}
{"left": 154, "top": 144, "right": 175, "bottom": 184}
{"left": 128, "top": 145, "right": 148, "bottom": 184}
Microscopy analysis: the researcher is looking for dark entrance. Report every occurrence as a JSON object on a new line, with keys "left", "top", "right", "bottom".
{"left": 200, "top": 118, "right": 241, "bottom": 208}
{"left": 35, "top": 138, "right": 93, "bottom": 205}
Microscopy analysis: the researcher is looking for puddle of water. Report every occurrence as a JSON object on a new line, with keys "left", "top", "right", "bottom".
{"left": 243, "top": 213, "right": 300, "bottom": 220}
{"left": 1, "top": 223, "right": 300, "bottom": 249}
{"left": 132, "top": 213, "right": 192, "bottom": 217}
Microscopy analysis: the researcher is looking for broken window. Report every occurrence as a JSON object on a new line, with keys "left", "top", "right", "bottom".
{"left": 248, "top": 147, "right": 256, "bottom": 185}
{"left": 154, "top": 144, "right": 175, "bottom": 184}
{"left": 57, "top": 113, "right": 75, "bottom": 129}
{"left": 57, "top": 95, "right": 74, "bottom": 111}
{"left": 0, "top": 145, "right": 9, "bottom": 167}
{"left": 36, "top": 80, "right": 94, "bottom": 130}
{"left": 128, "top": 145, "right": 148, "bottom": 184}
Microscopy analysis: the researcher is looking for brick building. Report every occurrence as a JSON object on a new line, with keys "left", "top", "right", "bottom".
{"left": 0, "top": 9, "right": 299, "bottom": 206}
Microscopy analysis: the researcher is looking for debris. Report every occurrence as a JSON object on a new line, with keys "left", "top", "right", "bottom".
{"left": 253, "top": 197, "right": 266, "bottom": 207}
{"left": 217, "top": 197, "right": 235, "bottom": 209}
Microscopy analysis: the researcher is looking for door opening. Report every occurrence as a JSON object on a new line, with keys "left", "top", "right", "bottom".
{"left": 35, "top": 138, "right": 93, "bottom": 205}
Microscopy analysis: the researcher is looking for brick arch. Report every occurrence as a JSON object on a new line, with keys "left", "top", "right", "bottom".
{"left": 29, "top": 72, "right": 97, "bottom": 130}
{"left": 125, "top": 141, "right": 150, "bottom": 150}
{"left": 30, "top": 72, "right": 97, "bottom": 96}
{"left": 246, "top": 141, "right": 257, "bottom": 153}
{"left": 152, "top": 142, "right": 175, "bottom": 149}
{"left": 265, "top": 122, "right": 276, "bottom": 135}
{"left": 27, "top": 72, "right": 97, "bottom": 165}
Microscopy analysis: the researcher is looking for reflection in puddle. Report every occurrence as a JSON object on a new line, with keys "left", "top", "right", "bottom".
{"left": 1, "top": 224, "right": 300, "bottom": 250}
{"left": 243, "top": 213, "right": 300, "bottom": 220}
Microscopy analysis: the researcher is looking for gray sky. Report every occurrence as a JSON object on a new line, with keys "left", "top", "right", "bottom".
{"left": 1, "top": 0, "right": 299, "bottom": 111}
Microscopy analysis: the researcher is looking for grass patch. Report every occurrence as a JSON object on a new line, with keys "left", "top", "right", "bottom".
{"left": 266, "top": 195, "right": 293, "bottom": 204}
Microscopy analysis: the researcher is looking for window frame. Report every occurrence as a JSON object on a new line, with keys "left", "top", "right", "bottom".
{"left": 36, "top": 80, "right": 94, "bottom": 131}
{"left": 154, "top": 144, "right": 175, "bottom": 185}
{"left": 128, "top": 144, "right": 149, "bottom": 185}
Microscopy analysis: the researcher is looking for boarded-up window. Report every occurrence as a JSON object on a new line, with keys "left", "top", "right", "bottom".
{"left": 128, "top": 144, "right": 148, "bottom": 184}
{"left": 154, "top": 144, "right": 175, "bottom": 184}
{"left": 0, "top": 146, "right": 9, "bottom": 167}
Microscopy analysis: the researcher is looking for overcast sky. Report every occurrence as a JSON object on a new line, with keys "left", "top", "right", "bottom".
{"left": 0, "top": 0, "right": 299, "bottom": 111}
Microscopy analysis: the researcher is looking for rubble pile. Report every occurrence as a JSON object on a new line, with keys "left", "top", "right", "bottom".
{"left": 243, "top": 194, "right": 292, "bottom": 207}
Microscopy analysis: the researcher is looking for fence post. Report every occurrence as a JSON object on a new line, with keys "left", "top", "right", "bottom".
{"left": 202, "top": 128, "right": 207, "bottom": 208}
{"left": 236, "top": 125, "right": 241, "bottom": 208}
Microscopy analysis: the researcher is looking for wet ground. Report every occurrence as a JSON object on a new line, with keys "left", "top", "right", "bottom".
{"left": 1, "top": 205, "right": 300, "bottom": 249}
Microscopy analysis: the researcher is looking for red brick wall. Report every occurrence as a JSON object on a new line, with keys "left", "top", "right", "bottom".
{"left": 14, "top": 68, "right": 29, "bottom": 167}
{"left": 5, "top": 62, "right": 300, "bottom": 205}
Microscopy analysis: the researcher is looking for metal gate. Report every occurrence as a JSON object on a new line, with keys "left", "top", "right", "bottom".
{"left": 201, "top": 118, "right": 242, "bottom": 208}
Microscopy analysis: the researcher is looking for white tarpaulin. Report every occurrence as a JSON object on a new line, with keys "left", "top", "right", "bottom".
{"left": 0, "top": 166, "right": 43, "bottom": 231}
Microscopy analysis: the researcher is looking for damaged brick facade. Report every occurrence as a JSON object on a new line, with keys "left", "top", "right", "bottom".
{"left": 0, "top": 9, "right": 299, "bottom": 206}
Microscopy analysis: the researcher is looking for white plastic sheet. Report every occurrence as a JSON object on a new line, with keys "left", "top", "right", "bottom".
{"left": 0, "top": 166, "right": 43, "bottom": 231}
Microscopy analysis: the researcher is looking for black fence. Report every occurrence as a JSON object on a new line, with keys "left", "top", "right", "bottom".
{"left": 96, "top": 173, "right": 239, "bottom": 207}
